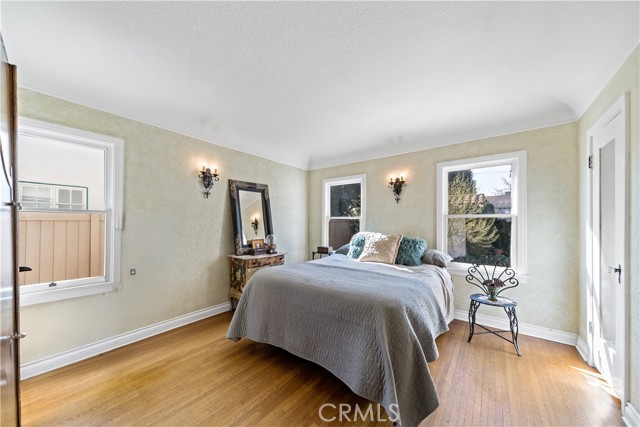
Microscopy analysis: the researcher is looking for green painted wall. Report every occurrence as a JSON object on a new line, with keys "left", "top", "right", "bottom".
{"left": 308, "top": 123, "right": 580, "bottom": 334}
{"left": 18, "top": 88, "right": 308, "bottom": 363}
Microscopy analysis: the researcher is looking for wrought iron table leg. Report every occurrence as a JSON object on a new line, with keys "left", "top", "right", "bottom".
{"left": 468, "top": 300, "right": 480, "bottom": 342}
{"left": 504, "top": 306, "right": 520, "bottom": 356}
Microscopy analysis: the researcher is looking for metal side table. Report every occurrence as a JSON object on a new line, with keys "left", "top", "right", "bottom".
{"left": 468, "top": 293, "right": 520, "bottom": 356}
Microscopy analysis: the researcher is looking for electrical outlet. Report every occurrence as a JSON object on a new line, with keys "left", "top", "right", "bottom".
{"left": 129, "top": 268, "right": 136, "bottom": 276}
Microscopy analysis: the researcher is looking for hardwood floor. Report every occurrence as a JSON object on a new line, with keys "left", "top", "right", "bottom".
{"left": 21, "top": 312, "right": 622, "bottom": 426}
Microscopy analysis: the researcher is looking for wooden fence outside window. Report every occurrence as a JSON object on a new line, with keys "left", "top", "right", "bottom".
{"left": 18, "top": 212, "right": 105, "bottom": 286}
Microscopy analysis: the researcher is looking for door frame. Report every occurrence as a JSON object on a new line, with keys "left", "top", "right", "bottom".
{"left": 586, "top": 93, "right": 629, "bottom": 408}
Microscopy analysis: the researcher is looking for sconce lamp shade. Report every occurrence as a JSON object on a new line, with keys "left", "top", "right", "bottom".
{"left": 388, "top": 176, "right": 406, "bottom": 203}
{"left": 198, "top": 164, "right": 220, "bottom": 198}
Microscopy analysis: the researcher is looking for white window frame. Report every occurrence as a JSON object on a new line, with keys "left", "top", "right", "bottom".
{"left": 18, "top": 117, "right": 124, "bottom": 306}
{"left": 436, "top": 151, "right": 527, "bottom": 277}
{"left": 321, "top": 174, "right": 366, "bottom": 247}
{"left": 19, "top": 181, "right": 88, "bottom": 210}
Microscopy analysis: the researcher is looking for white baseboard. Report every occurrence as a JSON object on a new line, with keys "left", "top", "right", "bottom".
{"left": 454, "top": 309, "right": 577, "bottom": 346}
{"left": 21, "top": 302, "right": 232, "bottom": 380}
{"left": 575, "top": 334, "right": 591, "bottom": 364}
{"left": 623, "top": 402, "right": 640, "bottom": 427}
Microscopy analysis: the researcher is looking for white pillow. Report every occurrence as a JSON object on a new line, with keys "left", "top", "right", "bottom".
{"left": 358, "top": 233, "right": 403, "bottom": 264}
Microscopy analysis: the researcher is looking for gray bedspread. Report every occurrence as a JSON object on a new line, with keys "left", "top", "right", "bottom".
{"left": 226, "top": 254, "right": 454, "bottom": 426}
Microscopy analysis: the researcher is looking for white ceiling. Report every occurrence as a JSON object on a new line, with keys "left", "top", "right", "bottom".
{"left": 2, "top": 1, "right": 639, "bottom": 170}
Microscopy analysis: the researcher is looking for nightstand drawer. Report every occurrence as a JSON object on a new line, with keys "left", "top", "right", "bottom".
{"left": 244, "top": 254, "right": 284, "bottom": 269}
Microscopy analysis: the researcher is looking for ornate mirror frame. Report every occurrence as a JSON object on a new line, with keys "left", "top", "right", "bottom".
{"left": 229, "top": 179, "right": 274, "bottom": 255}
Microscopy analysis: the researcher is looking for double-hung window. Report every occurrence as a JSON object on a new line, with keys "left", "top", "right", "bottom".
{"left": 322, "top": 174, "right": 366, "bottom": 249}
{"left": 437, "top": 151, "right": 527, "bottom": 275}
{"left": 17, "top": 118, "right": 124, "bottom": 305}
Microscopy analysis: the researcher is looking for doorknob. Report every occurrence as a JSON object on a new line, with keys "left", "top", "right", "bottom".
{"left": 609, "top": 265, "right": 622, "bottom": 284}
{"left": 0, "top": 332, "right": 26, "bottom": 341}
{"left": 19, "top": 266, "right": 32, "bottom": 272}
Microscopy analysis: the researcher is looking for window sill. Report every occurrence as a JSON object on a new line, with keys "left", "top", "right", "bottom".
{"left": 447, "top": 265, "right": 530, "bottom": 284}
{"left": 20, "top": 281, "right": 120, "bottom": 306}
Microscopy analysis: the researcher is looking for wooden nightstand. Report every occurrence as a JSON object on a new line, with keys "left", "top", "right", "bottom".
{"left": 312, "top": 245, "right": 332, "bottom": 260}
{"left": 228, "top": 253, "right": 285, "bottom": 307}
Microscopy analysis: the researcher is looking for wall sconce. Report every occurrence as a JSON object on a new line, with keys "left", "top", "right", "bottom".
{"left": 388, "top": 176, "right": 406, "bottom": 203}
{"left": 198, "top": 163, "right": 220, "bottom": 198}
{"left": 251, "top": 217, "right": 259, "bottom": 235}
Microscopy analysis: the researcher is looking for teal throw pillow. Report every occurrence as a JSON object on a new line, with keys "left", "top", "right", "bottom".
{"left": 346, "top": 232, "right": 366, "bottom": 259}
{"left": 395, "top": 237, "right": 427, "bottom": 266}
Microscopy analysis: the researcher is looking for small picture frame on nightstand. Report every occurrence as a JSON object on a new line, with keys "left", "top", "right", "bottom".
{"left": 251, "top": 238, "right": 265, "bottom": 250}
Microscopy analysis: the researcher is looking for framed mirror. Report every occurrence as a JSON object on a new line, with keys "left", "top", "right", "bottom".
{"left": 229, "top": 180, "right": 274, "bottom": 255}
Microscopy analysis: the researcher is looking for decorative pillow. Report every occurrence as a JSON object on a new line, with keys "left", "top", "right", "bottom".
{"left": 346, "top": 232, "right": 379, "bottom": 259}
{"left": 358, "top": 233, "right": 403, "bottom": 264}
{"left": 422, "top": 249, "right": 453, "bottom": 268}
{"left": 333, "top": 243, "right": 350, "bottom": 255}
{"left": 395, "top": 237, "right": 427, "bottom": 266}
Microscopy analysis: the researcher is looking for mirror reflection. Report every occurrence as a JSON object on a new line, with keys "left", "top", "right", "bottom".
{"left": 239, "top": 190, "right": 265, "bottom": 244}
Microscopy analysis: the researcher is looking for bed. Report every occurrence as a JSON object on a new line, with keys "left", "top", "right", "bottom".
{"left": 226, "top": 253, "right": 454, "bottom": 426}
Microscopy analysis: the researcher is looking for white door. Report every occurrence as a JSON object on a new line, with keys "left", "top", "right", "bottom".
{"left": 0, "top": 34, "right": 21, "bottom": 426}
{"left": 589, "top": 94, "right": 627, "bottom": 405}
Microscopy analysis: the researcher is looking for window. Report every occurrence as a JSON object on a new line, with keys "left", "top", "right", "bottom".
{"left": 19, "top": 182, "right": 88, "bottom": 210}
{"left": 437, "top": 152, "right": 527, "bottom": 275}
{"left": 19, "top": 182, "right": 52, "bottom": 209}
{"left": 322, "top": 174, "right": 366, "bottom": 249}
{"left": 17, "top": 118, "right": 124, "bottom": 305}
